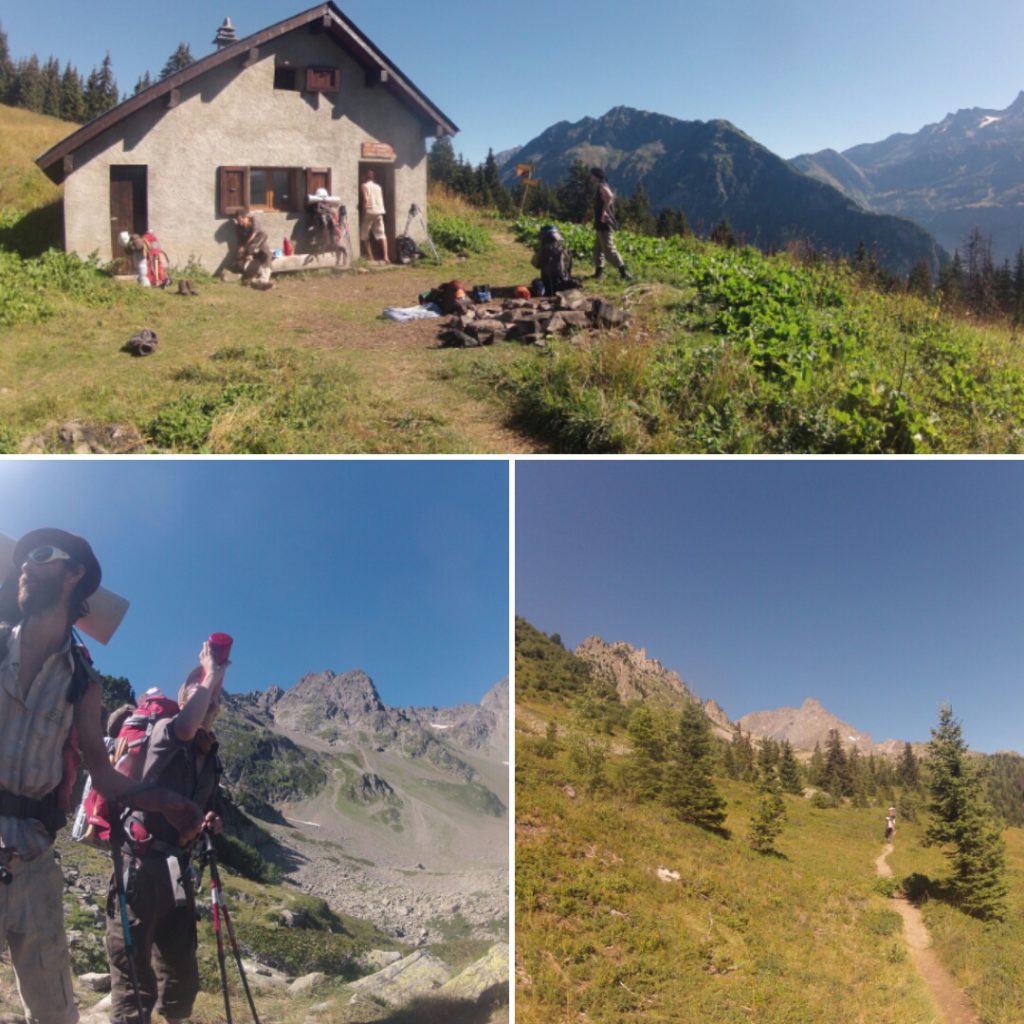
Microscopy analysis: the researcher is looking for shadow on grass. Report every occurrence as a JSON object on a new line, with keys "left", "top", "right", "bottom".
{"left": 355, "top": 987, "right": 507, "bottom": 1024}
{"left": 900, "top": 871, "right": 954, "bottom": 906}
{"left": 0, "top": 201, "right": 63, "bottom": 257}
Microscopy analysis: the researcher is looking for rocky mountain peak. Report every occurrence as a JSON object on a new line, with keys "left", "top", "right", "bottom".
{"left": 574, "top": 635, "right": 697, "bottom": 708}
{"left": 739, "top": 698, "right": 875, "bottom": 753}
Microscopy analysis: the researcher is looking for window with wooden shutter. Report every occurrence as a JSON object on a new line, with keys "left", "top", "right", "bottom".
{"left": 306, "top": 167, "right": 332, "bottom": 197}
{"left": 305, "top": 66, "right": 340, "bottom": 94}
{"left": 218, "top": 166, "right": 247, "bottom": 217}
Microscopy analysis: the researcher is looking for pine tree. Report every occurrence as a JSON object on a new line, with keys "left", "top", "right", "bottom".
{"left": 133, "top": 72, "right": 153, "bottom": 95}
{"left": 896, "top": 741, "right": 920, "bottom": 790}
{"left": 710, "top": 218, "right": 736, "bottom": 248}
{"left": 11, "top": 55, "right": 44, "bottom": 112}
{"left": 555, "top": 160, "right": 594, "bottom": 224}
{"left": 160, "top": 43, "right": 194, "bottom": 80}
{"left": 427, "top": 136, "right": 458, "bottom": 188}
{"left": 778, "top": 740, "right": 803, "bottom": 795}
{"left": 60, "top": 63, "right": 86, "bottom": 123}
{"left": 807, "top": 742, "right": 824, "bottom": 787}
{"left": 821, "top": 729, "right": 850, "bottom": 798}
{"left": 727, "top": 726, "right": 755, "bottom": 782}
{"left": 924, "top": 704, "right": 1008, "bottom": 921}
{"left": 0, "top": 24, "right": 13, "bottom": 103}
{"left": 84, "top": 53, "right": 118, "bottom": 120}
{"left": 622, "top": 705, "right": 663, "bottom": 801}
{"left": 40, "top": 57, "right": 61, "bottom": 118}
{"left": 663, "top": 702, "right": 726, "bottom": 830}
{"left": 748, "top": 767, "right": 787, "bottom": 853}
{"left": 620, "top": 180, "right": 655, "bottom": 235}
{"left": 536, "top": 720, "right": 558, "bottom": 759}
{"left": 906, "top": 260, "right": 933, "bottom": 298}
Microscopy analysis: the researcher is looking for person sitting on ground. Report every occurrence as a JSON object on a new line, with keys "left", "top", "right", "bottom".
{"left": 233, "top": 209, "right": 274, "bottom": 290}
{"left": 105, "top": 640, "right": 228, "bottom": 1024}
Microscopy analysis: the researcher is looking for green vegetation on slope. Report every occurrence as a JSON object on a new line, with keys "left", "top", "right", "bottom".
{"left": 490, "top": 217, "right": 1024, "bottom": 453}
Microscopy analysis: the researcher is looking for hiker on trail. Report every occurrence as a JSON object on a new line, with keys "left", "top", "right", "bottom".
{"left": 234, "top": 210, "right": 274, "bottom": 290}
{"left": 590, "top": 167, "right": 631, "bottom": 282}
{"left": 119, "top": 231, "right": 170, "bottom": 289}
{"left": 360, "top": 168, "right": 389, "bottom": 263}
{"left": 106, "top": 639, "right": 228, "bottom": 1024}
{"left": 0, "top": 528, "right": 203, "bottom": 1024}
{"left": 885, "top": 806, "right": 896, "bottom": 842}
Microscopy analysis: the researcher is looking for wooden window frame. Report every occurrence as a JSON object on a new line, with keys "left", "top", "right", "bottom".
{"left": 218, "top": 167, "right": 334, "bottom": 216}
{"left": 305, "top": 65, "right": 341, "bottom": 94}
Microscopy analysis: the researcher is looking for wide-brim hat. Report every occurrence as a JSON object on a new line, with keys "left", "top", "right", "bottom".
{"left": 13, "top": 528, "right": 102, "bottom": 597}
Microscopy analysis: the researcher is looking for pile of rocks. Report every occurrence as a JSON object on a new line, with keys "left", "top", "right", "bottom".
{"left": 439, "top": 290, "right": 630, "bottom": 348}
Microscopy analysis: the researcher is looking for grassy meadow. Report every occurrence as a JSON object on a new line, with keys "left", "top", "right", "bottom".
{"left": 516, "top": 695, "right": 1024, "bottom": 1024}
{"left": 5, "top": 102, "right": 1024, "bottom": 453}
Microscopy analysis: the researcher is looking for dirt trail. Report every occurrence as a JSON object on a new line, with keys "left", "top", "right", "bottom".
{"left": 875, "top": 844, "right": 981, "bottom": 1024}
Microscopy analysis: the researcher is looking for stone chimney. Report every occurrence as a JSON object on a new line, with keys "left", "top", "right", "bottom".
{"left": 213, "top": 17, "right": 237, "bottom": 49}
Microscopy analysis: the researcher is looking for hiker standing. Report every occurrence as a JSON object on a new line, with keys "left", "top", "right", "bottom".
{"left": 360, "top": 169, "right": 389, "bottom": 263}
{"left": 590, "top": 167, "right": 631, "bottom": 281}
{"left": 234, "top": 210, "right": 274, "bottom": 290}
{"left": 105, "top": 641, "right": 228, "bottom": 1024}
{"left": 0, "top": 528, "right": 202, "bottom": 1024}
{"left": 885, "top": 806, "right": 896, "bottom": 843}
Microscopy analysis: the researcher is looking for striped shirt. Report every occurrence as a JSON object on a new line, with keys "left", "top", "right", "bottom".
{"left": 0, "top": 625, "right": 77, "bottom": 859}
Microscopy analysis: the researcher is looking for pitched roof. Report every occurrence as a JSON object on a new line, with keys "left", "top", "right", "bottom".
{"left": 36, "top": 2, "right": 458, "bottom": 183}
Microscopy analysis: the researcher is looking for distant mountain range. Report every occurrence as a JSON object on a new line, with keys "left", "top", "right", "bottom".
{"left": 569, "top": 634, "right": 925, "bottom": 756}
{"left": 498, "top": 106, "right": 946, "bottom": 276}
{"left": 793, "top": 92, "right": 1024, "bottom": 264}
{"left": 216, "top": 670, "right": 508, "bottom": 939}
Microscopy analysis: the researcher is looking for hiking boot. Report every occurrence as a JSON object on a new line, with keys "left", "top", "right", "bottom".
{"left": 186, "top": 280, "right": 199, "bottom": 296}
{"left": 619, "top": 266, "right": 633, "bottom": 281}
{"left": 592, "top": 267, "right": 604, "bottom": 280}
{"left": 176, "top": 280, "right": 189, "bottom": 296}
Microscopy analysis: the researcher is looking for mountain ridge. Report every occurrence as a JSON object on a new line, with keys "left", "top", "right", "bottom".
{"left": 499, "top": 105, "right": 946, "bottom": 275}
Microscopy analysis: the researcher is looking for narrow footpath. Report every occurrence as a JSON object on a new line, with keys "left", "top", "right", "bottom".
{"left": 875, "top": 844, "right": 981, "bottom": 1024}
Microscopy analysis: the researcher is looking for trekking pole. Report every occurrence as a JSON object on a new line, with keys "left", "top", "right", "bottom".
{"left": 410, "top": 204, "right": 439, "bottom": 262}
{"left": 203, "top": 831, "right": 234, "bottom": 1024}
{"left": 204, "top": 830, "right": 262, "bottom": 1024}
{"left": 109, "top": 813, "right": 148, "bottom": 1024}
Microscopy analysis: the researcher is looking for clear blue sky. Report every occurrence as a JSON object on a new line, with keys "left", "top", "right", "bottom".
{"left": 4, "top": 1, "right": 1023, "bottom": 166}
{"left": 516, "top": 460, "right": 1024, "bottom": 756}
{"left": 0, "top": 459, "right": 508, "bottom": 708}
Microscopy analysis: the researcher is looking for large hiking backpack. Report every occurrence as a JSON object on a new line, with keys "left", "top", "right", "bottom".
{"left": 78, "top": 687, "right": 179, "bottom": 846}
{"left": 538, "top": 226, "right": 575, "bottom": 294}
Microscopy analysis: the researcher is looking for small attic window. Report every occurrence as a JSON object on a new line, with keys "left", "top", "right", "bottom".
{"left": 274, "top": 66, "right": 299, "bottom": 91}
{"left": 306, "top": 66, "right": 341, "bottom": 94}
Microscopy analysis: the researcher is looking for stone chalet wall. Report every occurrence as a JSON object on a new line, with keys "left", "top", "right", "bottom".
{"left": 61, "top": 30, "right": 432, "bottom": 271}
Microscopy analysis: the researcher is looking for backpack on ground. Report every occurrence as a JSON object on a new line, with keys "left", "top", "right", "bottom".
{"left": 395, "top": 234, "right": 421, "bottom": 265}
{"left": 77, "top": 687, "right": 179, "bottom": 846}
{"left": 536, "top": 225, "right": 577, "bottom": 295}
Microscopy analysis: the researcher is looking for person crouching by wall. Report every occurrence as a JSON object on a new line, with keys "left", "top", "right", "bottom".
{"left": 233, "top": 210, "right": 274, "bottom": 290}
{"left": 105, "top": 640, "right": 228, "bottom": 1024}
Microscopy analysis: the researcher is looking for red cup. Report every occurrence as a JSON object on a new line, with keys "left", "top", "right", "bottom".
{"left": 208, "top": 632, "right": 233, "bottom": 666}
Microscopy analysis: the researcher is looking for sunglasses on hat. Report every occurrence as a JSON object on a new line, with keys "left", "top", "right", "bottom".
{"left": 23, "top": 545, "right": 73, "bottom": 566}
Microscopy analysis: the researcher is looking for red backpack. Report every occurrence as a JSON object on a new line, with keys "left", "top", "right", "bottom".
{"left": 80, "top": 687, "right": 179, "bottom": 845}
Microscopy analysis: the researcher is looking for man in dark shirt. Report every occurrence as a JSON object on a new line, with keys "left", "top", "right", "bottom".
{"left": 105, "top": 641, "right": 228, "bottom": 1024}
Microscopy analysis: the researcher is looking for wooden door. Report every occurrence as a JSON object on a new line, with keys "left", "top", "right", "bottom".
{"left": 109, "top": 166, "right": 147, "bottom": 272}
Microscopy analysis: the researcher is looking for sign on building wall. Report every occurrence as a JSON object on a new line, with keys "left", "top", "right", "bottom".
{"left": 361, "top": 142, "right": 396, "bottom": 161}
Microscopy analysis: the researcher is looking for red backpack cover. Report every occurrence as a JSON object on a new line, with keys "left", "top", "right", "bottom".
{"left": 81, "top": 687, "right": 179, "bottom": 844}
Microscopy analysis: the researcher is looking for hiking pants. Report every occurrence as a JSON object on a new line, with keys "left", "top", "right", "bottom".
{"left": 593, "top": 227, "right": 626, "bottom": 273}
{"left": 105, "top": 853, "right": 199, "bottom": 1024}
{"left": 0, "top": 850, "right": 78, "bottom": 1024}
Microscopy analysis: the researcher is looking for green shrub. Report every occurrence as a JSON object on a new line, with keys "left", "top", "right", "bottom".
{"left": 428, "top": 212, "right": 491, "bottom": 255}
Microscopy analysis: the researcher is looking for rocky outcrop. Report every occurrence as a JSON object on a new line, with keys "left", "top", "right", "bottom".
{"left": 739, "top": 697, "right": 875, "bottom": 752}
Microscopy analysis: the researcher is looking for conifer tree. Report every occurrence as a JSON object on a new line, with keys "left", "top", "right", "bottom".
{"left": 663, "top": 702, "right": 726, "bottom": 830}
{"left": 778, "top": 739, "right": 803, "bottom": 795}
{"left": 896, "top": 741, "right": 920, "bottom": 790}
{"left": 821, "top": 729, "right": 850, "bottom": 798}
{"left": 60, "top": 63, "right": 86, "bottom": 123}
{"left": 0, "top": 25, "right": 13, "bottom": 103}
{"left": 555, "top": 160, "right": 594, "bottom": 224}
{"left": 12, "top": 55, "right": 43, "bottom": 112}
{"left": 133, "top": 72, "right": 153, "bottom": 96}
{"left": 84, "top": 53, "right": 118, "bottom": 120}
{"left": 924, "top": 704, "right": 1007, "bottom": 921}
{"left": 727, "top": 726, "right": 755, "bottom": 782}
{"left": 622, "top": 705, "right": 663, "bottom": 801}
{"left": 807, "top": 741, "right": 824, "bottom": 787}
{"left": 40, "top": 57, "right": 61, "bottom": 118}
{"left": 160, "top": 43, "right": 194, "bottom": 80}
{"left": 748, "top": 766, "right": 787, "bottom": 853}
{"left": 427, "top": 136, "right": 458, "bottom": 188}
